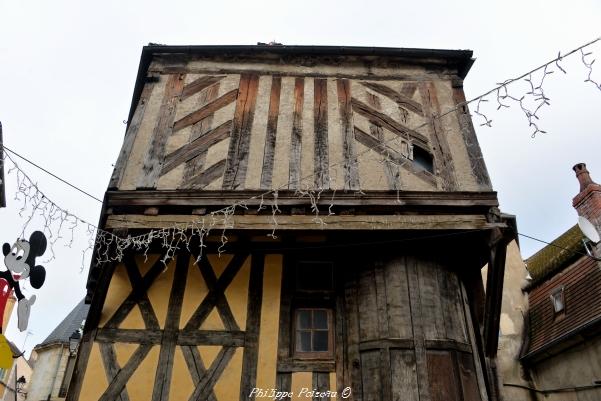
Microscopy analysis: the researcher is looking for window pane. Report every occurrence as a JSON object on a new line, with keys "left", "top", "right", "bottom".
{"left": 313, "top": 310, "right": 328, "bottom": 329}
{"left": 297, "top": 330, "right": 312, "bottom": 352}
{"left": 297, "top": 310, "right": 311, "bottom": 329}
{"left": 313, "top": 331, "right": 329, "bottom": 352}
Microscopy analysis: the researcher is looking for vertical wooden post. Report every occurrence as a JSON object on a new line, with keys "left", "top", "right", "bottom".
{"left": 151, "top": 249, "right": 189, "bottom": 401}
{"left": 483, "top": 227, "right": 512, "bottom": 401}
{"left": 240, "top": 253, "right": 264, "bottom": 400}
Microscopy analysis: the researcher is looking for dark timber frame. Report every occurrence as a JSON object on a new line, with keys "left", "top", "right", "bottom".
{"left": 68, "top": 245, "right": 265, "bottom": 401}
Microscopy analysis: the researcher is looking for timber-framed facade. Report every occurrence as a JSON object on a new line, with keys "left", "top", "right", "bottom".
{"left": 68, "top": 45, "right": 515, "bottom": 401}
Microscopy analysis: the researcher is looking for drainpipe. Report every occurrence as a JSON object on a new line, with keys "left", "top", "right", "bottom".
{"left": 48, "top": 344, "right": 64, "bottom": 401}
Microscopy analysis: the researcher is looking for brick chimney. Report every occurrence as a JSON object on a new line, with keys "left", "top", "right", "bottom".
{"left": 573, "top": 163, "right": 601, "bottom": 231}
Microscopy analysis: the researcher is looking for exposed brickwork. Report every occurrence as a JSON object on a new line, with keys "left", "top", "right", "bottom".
{"left": 572, "top": 163, "right": 601, "bottom": 228}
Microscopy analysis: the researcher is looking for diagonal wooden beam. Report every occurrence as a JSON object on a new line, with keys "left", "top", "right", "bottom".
{"left": 198, "top": 257, "right": 240, "bottom": 331}
{"left": 173, "top": 89, "right": 238, "bottom": 132}
{"left": 124, "top": 256, "right": 161, "bottom": 330}
{"left": 188, "top": 347, "right": 237, "bottom": 401}
{"left": 161, "top": 120, "right": 232, "bottom": 176}
{"left": 181, "top": 346, "right": 217, "bottom": 401}
{"left": 418, "top": 82, "right": 457, "bottom": 191}
{"left": 351, "top": 97, "right": 429, "bottom": 146}
{"left": 184, "top": 253, "right": 249, "bottom": 331}
{"left": 99, "top": 344, "right": 153, "bottom": 401}
{"left": 361, "top": 81, "right": 424, "bottom": 116}
{"left": 99, "top": 343, "right": 130, "bottom": 401}
{"left": 354, "top": 126, "right": 436, "bottom": 186}
{"left": 181, "top": 76, "right": 225, "bottom": 101}
{"left": 104, "top": 252, "right": 165, "bottom": 329}
{"left": 366, "top": 92, "right": 401, "bottom": 191}
{"left": 400, "top": 82, "right": 418, "bottom": 98}
{"left": 181, "top": 82, "right": 221, "bottom": 187}
{"left": 185, "top": 159, "right": 227, "bottom": 189}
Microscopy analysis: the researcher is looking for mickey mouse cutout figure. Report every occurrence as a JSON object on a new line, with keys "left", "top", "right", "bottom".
{"left": 1, "top": 231, "right": 47, "bottom": 332}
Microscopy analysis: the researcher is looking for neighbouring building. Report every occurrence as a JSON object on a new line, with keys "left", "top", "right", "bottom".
{"left": 67, "top": 44, "right": 517, "bottom": 401}
{"left": 483, "top": 238, "right": 532, "bottom": 401}
{"left": 0, "top": 341, "right": 31, "bottom": 401}
{"left": 515, "top": 163, "right": 601, "bottom": 401}
{"left": 27, "top": 299, "right": 89, "bottom": 401}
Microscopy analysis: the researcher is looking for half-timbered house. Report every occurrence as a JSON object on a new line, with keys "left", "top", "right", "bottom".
{"left": 67, "top": 44, "right": 515, "bottom": 401}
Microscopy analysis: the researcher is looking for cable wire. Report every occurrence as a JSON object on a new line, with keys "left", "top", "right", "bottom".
{"left": 1, "top": 144, "right": 103, "bottom": 203}
{"left": 518, "top": 232, "right": 588, "bottom": 257}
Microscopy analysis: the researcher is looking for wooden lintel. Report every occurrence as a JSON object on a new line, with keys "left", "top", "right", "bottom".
{"left": 105, "top": 213, "right": 505, "bottom": 231}
{"left": 177, "top": 330, "right": 245, "bottom": 346}
{"left": 277, "top": 359, "right": 336, "bottom": 373}
{"left": 106, "top": 190, "right": 499, "bottom": 208}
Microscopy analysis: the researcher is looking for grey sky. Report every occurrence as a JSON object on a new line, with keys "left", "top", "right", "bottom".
{"left": 0, "top": 0, "right": 600, "bottom": 353}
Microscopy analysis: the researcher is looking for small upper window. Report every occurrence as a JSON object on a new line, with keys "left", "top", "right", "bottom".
{"left": 294, "top": 308, "right": 333, "bottom": 357}
{"left": 412, "top": 146, "right": 434, "bottom": 174}
{"left": 550, "top": 287, "right": 565, "bottom": 314}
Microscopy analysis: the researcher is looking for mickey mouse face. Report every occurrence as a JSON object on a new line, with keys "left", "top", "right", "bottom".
{"left": 2, "top": 231, "right": 47, "bottom": 289}
{"left": 3, "top": 239, "right": 31, "bottom": 278}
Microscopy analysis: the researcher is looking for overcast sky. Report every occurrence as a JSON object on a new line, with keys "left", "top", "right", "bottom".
{"left": 0, "top": 0, "right": 600, "bottom": 353}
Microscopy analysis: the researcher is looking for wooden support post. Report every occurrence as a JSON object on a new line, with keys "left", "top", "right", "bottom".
{"left": 482, "top": 222, "right": 516, "bottom": 401}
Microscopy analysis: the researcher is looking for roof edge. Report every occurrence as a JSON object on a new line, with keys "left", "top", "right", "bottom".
{"left": 124, "top": 44, "right": 475, "bottom": 130}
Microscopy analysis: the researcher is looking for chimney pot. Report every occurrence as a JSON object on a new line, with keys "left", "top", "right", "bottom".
{"left": 573, "top": 163, "right": 601, "bottom": 231}
{"left": 573, "top": 163, "right": 595, "bottom": 192}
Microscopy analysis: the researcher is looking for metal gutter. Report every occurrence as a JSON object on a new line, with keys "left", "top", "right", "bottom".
{"left": 521, "top": 314, "right": 601, "bottom": 363}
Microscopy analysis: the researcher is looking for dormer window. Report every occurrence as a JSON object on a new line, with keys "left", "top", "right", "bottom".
{"left": 550, "top": 287, "right": 565, "bottom": 314}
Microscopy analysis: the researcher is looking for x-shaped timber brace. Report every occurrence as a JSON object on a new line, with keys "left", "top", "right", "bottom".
{"left": 68, "top": 244, "right": 264, "bottom": 401}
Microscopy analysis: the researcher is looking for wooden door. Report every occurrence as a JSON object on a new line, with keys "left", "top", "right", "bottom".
{"left": 343, "top": 255, "right": 487, "bottom": 401}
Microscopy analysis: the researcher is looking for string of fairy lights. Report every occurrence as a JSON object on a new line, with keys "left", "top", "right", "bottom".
{"left": 1, "top": 37, "right": 600, "bottom": 269}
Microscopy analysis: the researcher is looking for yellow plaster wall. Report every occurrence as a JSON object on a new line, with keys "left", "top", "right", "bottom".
{"left": 180, "top": 256, "right": 209, "bottom": 329}
{"left": 198, "top": 345, "right": 221, "bottom": 368}
{"left": 114, "top": 342, "right": 138, "bottom": 369}
{"left": 98, "top": 263, "right": 131, "bottom": 327}
{"left": 224, "top": 255, "right": 250, "bottom": 329}
{"left": 119, "top": 304, "right": 145, "bottom": 329}
{"left": 146, "top": 258, "right": 176, "bottom": 328}
{"left": 330, "top": 372, "right": 337, "bottom": 395}
{"left": 125, "top": 345, "right": 160, "bottom": 401}
{"left": 169, "top": 347, "right": 195, "bottom": 400}
{"left": 79, "top": 343, "right": 109, "bottom": 401}
{"left": 291, "top": 372, "right": 313, "bottom": 401}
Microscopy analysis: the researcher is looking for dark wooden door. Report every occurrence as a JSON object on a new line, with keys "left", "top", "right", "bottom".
{"left": 343, "top": 255, "right": 487, "bottom": 401}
